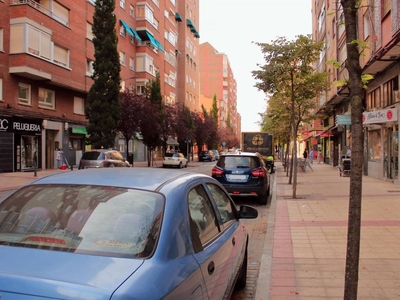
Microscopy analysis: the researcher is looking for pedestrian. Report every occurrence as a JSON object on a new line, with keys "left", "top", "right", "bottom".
{"left": 346, "top": 146, "right": 351, "bottom": 157}
{"left": 317, "top": 150, "right": 322, "bottom": 164}
{"left": 56, "top": 148, "right": 63, "bottom": 169}
{"left": 309, "top": 149, "right": 314, "bottom": 164}
{"left": 303, "top": 149, "right": 313, "bottom": 172}
{"left": 303, "top": 149, "right": 308, "bottom": 159}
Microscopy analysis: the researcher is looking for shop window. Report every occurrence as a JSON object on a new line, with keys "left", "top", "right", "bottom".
{"left": 367, "top": 130, "right": 381, "bottom": 162}
{"left": 69, "top": 138, "right": 82, "bottom": 150}
{"left": 18, "top": 83, "right": 31, "bottom": 105}
{"left": 38, "top": 88, "right": 55, "bottom": 109}
{"left": 0, "top": 78, "right": 3, "bottom": 101}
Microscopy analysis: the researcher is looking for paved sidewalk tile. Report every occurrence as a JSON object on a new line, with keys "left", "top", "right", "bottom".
{"left": 257, "top": 161, "right": 400, "bottom": 300}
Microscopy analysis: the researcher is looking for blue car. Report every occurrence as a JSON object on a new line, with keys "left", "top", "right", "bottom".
{"left": 0, "top": 168, "right": 258, "bottom": 299}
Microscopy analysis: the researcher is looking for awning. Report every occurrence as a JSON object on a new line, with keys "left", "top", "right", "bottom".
{"left": 120, "top": 20, "right": 142, "bottom": 42}
{"left": 145, "top": 31, "right": 164, "bottom": 52}
{"left": 154, "top": 39, "right": 165, "bottom": 53}
{"left": 129, "top": 27, "right": 142, "bottom": 42}
{"left": 120, "top": 20, "right": 132, "bottom": 36}
{"left": 301, "top": 136, "right": 312, "bottom": 142}
{"left": 175, "top": 12, "right": 183, "bottom": 22}
{"left": 315, "top": 126, "right": 334, "bottom": 138}
{"left": 186, "top": 19, "right": 195, "bottom": 28}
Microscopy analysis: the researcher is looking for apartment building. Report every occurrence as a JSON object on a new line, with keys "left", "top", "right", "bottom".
{"left": 0, "top": 0, "right": 200, "bottom": 173}
{"left": 199, "top": 42, "right": 240, "bottom": 142}
{"left": 313, "top": 0, "right": 400, "bottom": 183}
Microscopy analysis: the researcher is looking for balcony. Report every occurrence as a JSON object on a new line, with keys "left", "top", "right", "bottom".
{"left": 10, "top": 0, "right": 69, "bottom": 26}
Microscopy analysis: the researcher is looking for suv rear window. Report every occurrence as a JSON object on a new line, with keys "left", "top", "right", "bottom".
{"left": 81, "top": 151, "right": 104, "bottom": 160}
{"left": 217, "top": 156, "right": 261, "bottom": 169}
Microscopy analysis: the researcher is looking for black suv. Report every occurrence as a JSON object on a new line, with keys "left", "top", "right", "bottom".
{"left": 211, "top": 151, "right": 270, "bottom": 204}
{"left": 199, "top": 150, "right": 215, "bottom": 162}
{"left": 78, "top": 149, "right": 131, "bottom": 169}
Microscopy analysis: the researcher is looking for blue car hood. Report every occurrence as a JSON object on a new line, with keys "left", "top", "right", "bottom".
{"left": 0, "top": 246, "right": 144, "bottom": 300}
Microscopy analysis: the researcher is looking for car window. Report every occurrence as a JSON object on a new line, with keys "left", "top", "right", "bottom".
{"left": 217, "top": 156, "right": 260, "bottom": 169}
{"left": 206, "top": 184, "right": 236, "bottom": 227}
{"left": 0, "top": 185, "right": 164, "bottom": 259}
{"left": 81, "top": 152, "right": 101, "bottom": 160}
{"left": 188, "top": 185, "right": 219, "bottom": 245}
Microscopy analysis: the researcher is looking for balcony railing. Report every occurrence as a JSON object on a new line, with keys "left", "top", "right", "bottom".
{"left": 10, "top": 0, "right": 68, "bottom": 26}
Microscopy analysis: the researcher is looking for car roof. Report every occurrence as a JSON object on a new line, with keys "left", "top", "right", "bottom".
{"left": 221, "top": 151, "right": 259, "bottom": 157}
{"left": 28, "top": 168, "right": 209, "bottom": 191}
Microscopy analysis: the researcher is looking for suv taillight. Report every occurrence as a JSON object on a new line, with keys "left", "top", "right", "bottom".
{"left": 212, "top": 167, "right": 224, "bottom": 177}
{"left": 251, "top": 168, "right": 265, "bottom": 177}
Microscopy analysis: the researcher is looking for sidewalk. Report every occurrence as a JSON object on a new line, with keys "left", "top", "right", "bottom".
{"left": 0, "top": 159, "right": 202, "bottom": 192}
{"left": 257, "top": 161, "right": 400, "bottom": 300}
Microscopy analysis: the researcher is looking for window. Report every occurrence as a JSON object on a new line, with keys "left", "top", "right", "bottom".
{"left": 136, "top": 84, "right": 146, "bottom": 95}
{"left": 28, "top": 26, "right": 51, "bottom": 60}
{"left": 120, "top": 0, "right": 125, "bottom": 9}
{"left": 38, "top": 88, "right": 55, "bottom": 109}
{"left": 0, "top": 28, "right": 3, "bottom": 51}
{"left": 86, "top": 59, "right": 94, "bottom": 76}
{"left": 206, "top": 184, "right": 235, "bottom": 227}
{"left": 120, "top": 25, "right": 126, "bottom": 37}
{"left": 129, "top": 57, "right": 134, "bottom": 70}
{"left": 363, "top": 11, "right": 369, "bottom": 40}
{"left": 18, "top": 83, "right": 31, "bottom": 105}
{"left": 188, "top": 185, "right": 219, "bottom": 245}
{"left": 86, "top": 23, "right": 94, "bottom": 40}
{"left": 52, "top": 2, "right": 69, "bottom": 26}
{"left": 130, "top": 5, "right": 134, "bottom": 17}
{"left": 53, "top": 44, "right": 69, "bottom": 67}
{"left": 367, "top": 130, "right": 381, "bottom": 161}
{"left": 119, "top": 51, "right": 126, "bottom": 65}
{"left": 73, "top": 97, "right": 85, "bottom": 115}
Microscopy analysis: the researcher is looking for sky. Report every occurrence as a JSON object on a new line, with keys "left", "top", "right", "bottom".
{"left": 199, "top": 0, "right": 312, "bottom": 132}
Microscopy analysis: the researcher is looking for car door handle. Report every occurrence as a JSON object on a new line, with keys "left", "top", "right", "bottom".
{"left": 232, "top": 236, "right": 236, "bottom": 246}
{"left": 208, "top": 261, "right": 215, "bottom": 275}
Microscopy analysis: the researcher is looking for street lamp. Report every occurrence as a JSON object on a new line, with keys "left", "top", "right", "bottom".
{"left": 185, "top": 138, "right": 191, "bottom": 162}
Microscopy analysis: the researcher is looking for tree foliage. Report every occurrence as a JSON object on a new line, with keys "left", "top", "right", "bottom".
{"left": 253, "top": 35, "right": 328, "bottom": 197}
{"left": 86, "top": 0, "right": 121, "bottom": 149}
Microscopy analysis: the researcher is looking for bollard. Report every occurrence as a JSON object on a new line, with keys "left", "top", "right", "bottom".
{"left": 34, "top": 165, "right": 37, "bottom": 177}
{"left": 70, "top": 164, "right": 73, "bottom": 171}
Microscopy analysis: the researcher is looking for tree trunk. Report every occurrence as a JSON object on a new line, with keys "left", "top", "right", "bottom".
{"left": 341, "top": 0, "right": 364, "bottom": 299}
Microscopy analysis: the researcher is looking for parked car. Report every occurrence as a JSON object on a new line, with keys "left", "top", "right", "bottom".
{"left": 0, "top": 168, "right": 258, "bottom": 299}
{"left": 211, "top": 149, "right": 220, "bottom": 160}
{"left": 163, "top": 152, "right": 188, "bottom": 168}
{"left": 199, "top": 150, "right": 215, "bottom": 162}
{"left": 78, "top": 149, "right": 130, "bottom": 169}
{"left": 211, "top": 151, "right": 271, "bottom": 204}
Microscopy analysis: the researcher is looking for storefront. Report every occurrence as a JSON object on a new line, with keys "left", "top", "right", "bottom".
{"left": 363, "top": 107, "right": 399, "bottom": 182}
{"left": 0, "top": 116, "right": 42, "bottom": 172}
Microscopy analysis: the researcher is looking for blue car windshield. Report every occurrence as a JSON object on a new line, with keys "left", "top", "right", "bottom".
{"left": 0, "top": 185, "right": 164, "bottom": 259}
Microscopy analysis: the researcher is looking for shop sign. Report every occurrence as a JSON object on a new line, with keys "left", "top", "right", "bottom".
{"left": 72, "top": 127, "right": 88, "bottom": 135}
{"left": 0, "top": 116, "right": 42, "bottom": 134}
{"left": 363, "top": 108, "right": 398, "bottom": 124}
{"left": 336, "top": 114, "right": 351, "bottom": 125}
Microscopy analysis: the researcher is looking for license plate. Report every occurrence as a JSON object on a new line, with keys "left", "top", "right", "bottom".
{"left": 227, "top": 174, "right": 247, "bottom": 180}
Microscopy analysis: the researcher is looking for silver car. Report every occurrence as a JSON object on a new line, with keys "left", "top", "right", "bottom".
{"left": 78, "top": 149, "right": 130, "bottom": 169}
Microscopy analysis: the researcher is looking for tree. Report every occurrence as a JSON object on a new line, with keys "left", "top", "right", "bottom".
{"left": 340, "top": 0, "right": 365, "bottom": 298}
{"left": 202, "top": 105, "right": 219, "bottom": 149}
{"left": 146, "top": 71, "right": 163, "bottom": 108}
{"left": 174, "top": 104, "right": 195, "bottom": 159}
{"left": 253, "top": 35, "right": 328, "bottom": 197}
{"left": 210, "top": 94, "right": 219, "bottom": 125}
{"left": 218, "top": 126, "right": 239, "bottom": 149}
{"left": 86, "top": 0, "right": 121, "bottom": 149}
{"left": 192, "top": 112, "right": 209, "bottom": 152}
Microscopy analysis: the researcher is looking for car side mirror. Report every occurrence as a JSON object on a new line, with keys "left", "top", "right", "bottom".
{"left": 238, "top": 205, "right": 258, "bottom": 219}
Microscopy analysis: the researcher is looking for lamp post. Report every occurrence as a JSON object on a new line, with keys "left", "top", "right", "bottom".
{"left": 185, "top": 138, "right": 191, "bottom": 162}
